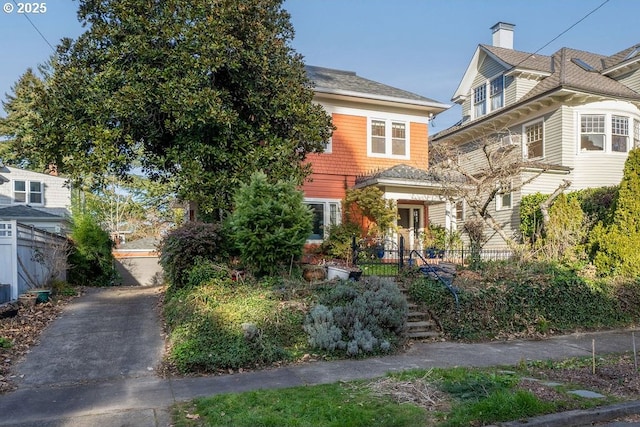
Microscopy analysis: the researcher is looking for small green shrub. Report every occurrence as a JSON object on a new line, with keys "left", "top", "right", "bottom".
{"left": 228, "top": 172, "right": 312, "bottom": 277}
{"left": 158, "top": 221, "right": 228, "bottom": 288}
{"left": 186, "top": 257, "right": 230, "bottom": 288}
{"left": 304, "top": 277, "right": 407, "bottom": 356}
{"left": 0, "top": 337, "right": 12, "bottom": 349}
{"left": 68, "top": 212, "right": 115, "bottom": 286}
{"left": 321, "top": 222, "right": 361, "bottom": 262}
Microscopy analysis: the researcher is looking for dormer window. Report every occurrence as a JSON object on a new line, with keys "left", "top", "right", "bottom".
{"left": 473, "top": 85, "right": 486, "bottom": 118}
{"left": 490, "top": 76, "right": 504, "bottom": 110}
{"left": 473, "top": 75, "right": 504, "bottom": 119}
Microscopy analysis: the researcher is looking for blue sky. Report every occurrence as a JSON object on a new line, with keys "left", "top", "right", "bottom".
{"left": 0, "top": 0, "right": 638, "bottom": 130}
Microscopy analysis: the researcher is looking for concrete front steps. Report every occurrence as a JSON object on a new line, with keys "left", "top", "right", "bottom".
{"left": 406, "top": 302, "right": 441, "bottom": 340}
{"left": 396, "top": 277, "right": 442, "bottom": 340}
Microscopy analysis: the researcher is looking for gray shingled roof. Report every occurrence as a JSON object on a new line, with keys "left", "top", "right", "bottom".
{"left": 481, "top": 44, "right": 553, "bottom": 73}
{"left": 355, "top": 164, "right": 443, "bottom": 184}
{"left": 0, "top": 205, "right": 63, "bottom": 219}
{"left": 306, "top": 65, "right": 447, "bottom": 106}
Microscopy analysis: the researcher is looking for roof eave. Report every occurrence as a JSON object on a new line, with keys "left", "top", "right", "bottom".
{"left": 433, "top": 86, "right": 640, "bottom": 143}
{"left": 353, "top": 176, "right": 446, "bottom": 190}
{"left": 314, "top": 88, "right": 450, "bottom": 113}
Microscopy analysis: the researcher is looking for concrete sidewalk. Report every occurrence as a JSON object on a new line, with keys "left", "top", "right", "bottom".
{"left": 1, "top": 286, "right": 640, "bottom": 426}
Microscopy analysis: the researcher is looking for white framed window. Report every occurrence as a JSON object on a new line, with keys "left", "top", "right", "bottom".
{"left": 14, "top": 181, "right": 26, "bottom": 203}
{"left": 580, "top": 114, "right": 605, "bottom": 151}
{"left": 579, "top": 113, "right": 635, "bottom": 153}
{"left": 0, "top": 223, "right": 12, "bottom": 237}
{"left": 323, "top": 137, "right": 333, "bottom": 154}
{"left": 304, "top": 199, "right": 341, "bottom": 241}
{"left": 368, "top": 119, "right": 409, "bottom": 159}
{"left": 490, "top": 76, "right": 504, "bottom": 111}
{"left": 473, "top": 85, "right": 486, "bottom": 118}
{"left": 524, "top": 121, "right": 544, "bottom": 159}
{"left": 455, "top": 200, "right": 465, "bottom": 222}
{"left": 496, "top": 183, "right": 512, "bottom": 211}
{"left": 635, "top": 119, "right": 640, "bottom": 149}
{"left": 611, "top": 115, "right": 629, "bottom": 153}
{"left": 13, "top": 180, "right": 43, "bottom": 204}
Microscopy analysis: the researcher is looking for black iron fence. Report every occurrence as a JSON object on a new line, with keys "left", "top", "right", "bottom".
{"left": 354, "top": 236, "right": 514, "bottom": 277}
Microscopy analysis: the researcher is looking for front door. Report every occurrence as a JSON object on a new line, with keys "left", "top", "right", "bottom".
{"left": 397, "top": 205, "right": 423, "bottom": 251}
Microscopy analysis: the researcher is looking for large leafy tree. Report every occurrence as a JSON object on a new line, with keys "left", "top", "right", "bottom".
{"left": 31, "top": 0, "right": 333, "bottom": 217}
{"left": 0, "top": 68, "right": 49, "bottom": 170}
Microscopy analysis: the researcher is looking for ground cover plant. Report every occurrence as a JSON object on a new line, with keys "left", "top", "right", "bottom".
{"left": 163, "top": 274, "right": 309, "bottom": 373}
{"left": 171, "top": 362, "right": 632, "bottom": 427}
{"left": 408, "top": 260, "right": 640, "bottom": 341}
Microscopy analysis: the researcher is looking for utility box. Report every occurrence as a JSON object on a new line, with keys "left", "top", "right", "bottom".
{"left": 0, "top": 284, "right": 10, "bottom": 304}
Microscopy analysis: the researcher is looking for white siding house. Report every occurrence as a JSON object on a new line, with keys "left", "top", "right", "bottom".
{"left": 0, "top": 165, "right": 71, "bottom": 233}
{"left": 431, "top": 22, "right": 640, "bottom": 249}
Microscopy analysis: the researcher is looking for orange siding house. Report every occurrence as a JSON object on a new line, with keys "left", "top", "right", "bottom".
{"left": 302, "top": 66, "right": 449, "bottom": 248}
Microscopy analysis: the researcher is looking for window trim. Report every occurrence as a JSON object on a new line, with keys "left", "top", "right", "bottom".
{"left": 489, "top": 76, "right": 504, "bottom": 111}
{"left": 304, "top": 198, "right": 342, "bottom": 242}
{"left": 367, "top": 118, "right": 410, "bottom": 160}
{"left": 495, "top": 183, "right": 513, "bottom": 211}
{"left": 523, "top": 119, "right": 544, "bottom": 160}
{"left": 13, "top": 180, "right": 44, "bottom": 205}
{"left": 578, "top": 113, "right": 636, "bottom": 154}
{"left": 473, "top": 85, "right": 486, "bottom": 118}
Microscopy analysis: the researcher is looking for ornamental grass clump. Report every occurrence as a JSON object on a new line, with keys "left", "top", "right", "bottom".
{"left": 304, "top": 277, "right": 407, "bottom": 356}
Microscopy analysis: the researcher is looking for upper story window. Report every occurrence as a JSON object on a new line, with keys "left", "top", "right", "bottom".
{"left": 13, "top": 180, "right": 43, "bottom": 204}
{"left": 323, "top": 137, "right": 333, "bottom": 154}
{"left": 473, "top": 74, "right": 505, "bottom": 119}
{"left": 524, "top": 121, "right": 543, "bottom": 159}
{"left": 490, "top": 76, "right": 504, "bottom": 111}
{"left": 473, "top": 85, "right": 486, "bottom": 118}
{"left": 369, "top": 119, "right": 408, "bottom": 159}
{"left": 580, "top": 113, "right": 633, "bottom": 153}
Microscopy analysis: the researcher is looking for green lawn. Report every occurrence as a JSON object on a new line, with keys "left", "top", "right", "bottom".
{"left": 171, "top": 366, "right": 609, "bottom": 427}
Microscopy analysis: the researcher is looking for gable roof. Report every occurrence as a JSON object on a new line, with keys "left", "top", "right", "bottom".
{"left": 306, "top": 65, "right": 450, "bottom": 112}
{"left": 437, "top": 42, "right": 640, "bottom": 142}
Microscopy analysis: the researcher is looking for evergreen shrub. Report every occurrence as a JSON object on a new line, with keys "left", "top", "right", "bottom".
{"left": 228, "top": 172, "right": 312, "bottom": 276}
{"left": 158, "top": 221, "right": 228, "bottom": 288}
{"left": 68, "top": 212, "right": 115, "bottom": 286}
{"left": 304, "top": 277, "right": 407, "bottom": 356}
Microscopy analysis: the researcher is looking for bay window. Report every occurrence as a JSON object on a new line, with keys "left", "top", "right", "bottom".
{"left": 611, "top": 115, "right": 629, "bottom": 152}
{"left": 580, "top": 115, "right": 605, "bottom": 151}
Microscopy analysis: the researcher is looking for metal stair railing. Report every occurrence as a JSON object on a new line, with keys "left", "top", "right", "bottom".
{"left": 408, "top": 250, "right": 460, "bottom": 312}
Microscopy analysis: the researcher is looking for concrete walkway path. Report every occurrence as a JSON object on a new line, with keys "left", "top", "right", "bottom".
{"left": 1, "top": 286, "right": 640, "bottom": 426}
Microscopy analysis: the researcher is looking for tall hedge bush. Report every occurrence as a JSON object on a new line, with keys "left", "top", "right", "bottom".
{"left": 593, "top": 148, "right": 640, "bottom": 277}
{"left": 229, "top": 172, "right": 312, "bottom": 276}
{"left": 158, "top": 221, "right": 228, "bottom": 288}
{"left": 68, "top": 212, "right": 115, "bottom": 286}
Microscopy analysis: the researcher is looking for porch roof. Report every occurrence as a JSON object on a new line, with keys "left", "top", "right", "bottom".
{"left": 354, "top": 164, "right": 447, "bottom": 189}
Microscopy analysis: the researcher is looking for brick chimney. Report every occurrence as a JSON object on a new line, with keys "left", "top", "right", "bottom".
{"left": 491, "top": 22, "right": 515, "bottom": 49}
